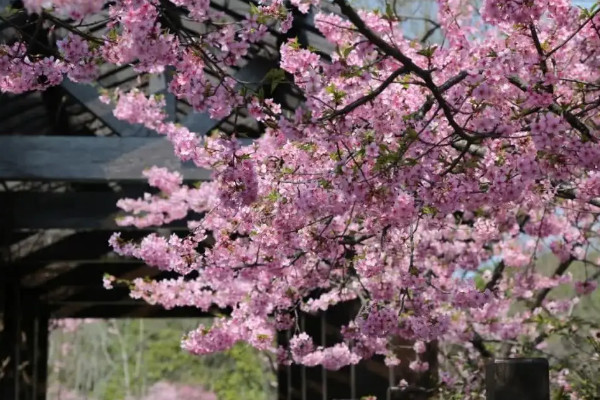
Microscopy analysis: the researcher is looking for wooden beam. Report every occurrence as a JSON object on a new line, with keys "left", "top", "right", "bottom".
{"left": 1, "top": 191, "right": 194, "bottom": 230}
{"left": 15, "top": 230, "right": 152, "bottom": 273}
{"left": 51, "top": 303, "right": 216, "bottom": 319}
{"left": 0, "top": 135, "right": 212, "bottom": 182}
{"left": 48, "top": 286, "right": 140, "bottom": 303}
{"left": 0, "top": 272, "right": 21, "bottom": 400}
{"left": 28, "top": 262, "right": 151, "bottom": 292}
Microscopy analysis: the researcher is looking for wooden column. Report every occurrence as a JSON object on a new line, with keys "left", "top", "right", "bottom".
{"left": 0, "top": 272, "right": 22, "bottom": 400}
{"left": 20, "top": 292, "right": 49, "bottom": 400}
{"left": 486, "top": 358, "right": 549, "bottom": 400}
{"left": 0, "top": 272, "right": 49, "bottom": 400}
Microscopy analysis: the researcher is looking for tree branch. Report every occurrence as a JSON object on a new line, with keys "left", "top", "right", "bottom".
{"left": 332, "top": 0, "right": 474, "bottom": 141}
{"left": 531, "top": 257, "right": 575, "bottom": 310}
{"left": 485, "top": 261, "right": 506, "bottom": 292}
{"left": 556, "top": 185, "right": 600, "bottom": 208}
{"left": 507, "top": 76, "right": 596, "bottom": 142}
{"left": 320, "top": 66, "right": 409, "bottom": 121}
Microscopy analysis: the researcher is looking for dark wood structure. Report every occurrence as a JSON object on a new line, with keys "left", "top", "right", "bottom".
{"left": 486, "top": 358, "right": 550, "bottom": 400}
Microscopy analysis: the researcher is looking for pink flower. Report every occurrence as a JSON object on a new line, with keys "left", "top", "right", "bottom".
{"left": 574, "top": 281, "right": 597, "bottom": 296}
{"left": 413, "top": 341, "right": 426, "bottom": 354}
{"left": 102, "top": 274, "right": 115, "bottom": 290}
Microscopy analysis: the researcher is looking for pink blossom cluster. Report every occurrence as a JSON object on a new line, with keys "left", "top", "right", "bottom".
{"left": 481, "top": 0, "right": 546, "bottom": 25}
{"left": 56, "top": 34, "right": 99, "bottom": 82}
{"left": 22, "top": 0, "right": 106, "bottom": 19}
{"left": 0, "top": 43, "right": 63, "bottom": 93}
{"left": 103, "top": 0, "right": 179, "bottom": 73}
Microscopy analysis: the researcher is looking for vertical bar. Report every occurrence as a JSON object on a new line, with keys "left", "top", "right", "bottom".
{"left": 0, "top": 276, "right": 17, "bottom": 400}
{"left": 486, "top": 358, "right": 549, "bottom": 400}
{"left": 287, "top": 330, "right": 292, "bottom": 400}
{"left": 321, "top": 312, "right": 327, "bottom": 400}
{"left": 350, "top": 363, "right": 356, "bottom": 399}
{"left": 300, "top": 315, "right": 306, "bottom": 400}
{"left": 32, "top": 315, "right": 40, "bottom": 400}
{"left": 31, "top": 304, "right": 49, "bottom": 400}
{"left": 20, "top": 294, "right": 34, "bottom": 400}
{"left": 277, "top": 329, "right": 291, "bottom": 400}
{"left": 36, "top": 313, "right": 49, "bottom": 400}
{"left": 14, "top": 283, "right": 22, "bottom": 400}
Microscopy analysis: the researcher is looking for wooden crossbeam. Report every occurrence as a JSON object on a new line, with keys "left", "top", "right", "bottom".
{"left": 14, "top": 230, "right": 152, "bottom": 273}
{"left": 51, "top": 303, "right": 216, "bottom": 318}
{"left": 1, "top": 191, "right": 193, "bottom": 230}
{"left": 28, "top": 262, "right": 150, "bottom": 292}
{"left": 0, "top": 135, "right": 211, "bottom": 182}
{"left": 49, "top": 286, "right": 143, "bottom": 303}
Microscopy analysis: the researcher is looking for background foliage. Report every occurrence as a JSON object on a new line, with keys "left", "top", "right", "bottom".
{"left": 48, "top": 319, "right": 276, "bottom": 400}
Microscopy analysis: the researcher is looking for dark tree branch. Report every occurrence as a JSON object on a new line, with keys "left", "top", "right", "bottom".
{"left": 485, "top": 261, "right": 506, "bottom": 292}
{"left": 532, "top": 256, "right": 575, "bottom": 310}
{"left": 508, "top": 76, "right": 596, "bottom": 142}
{"left": 556, "top": 185, "right": 600, "bottom": 208}
{"left": 320, "top": 66, "right": 409, "bottom": 121}
{"left": 332, "top": 0, "right": 474, "bottom": 142}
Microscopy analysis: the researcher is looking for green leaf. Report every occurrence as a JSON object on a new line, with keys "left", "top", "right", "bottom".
{"left": 474, "top": 275, "right": 486, "bottom": 291}
{"left": 417, "top": 45, "right": 438, "bottom": 58}
{"left": 298, "top": 142, "right": 317, "bottom": 152}
{"left": 265, "top": 190, "right": 280, "bottom": 202}
{"left": 325, "top": 84, "right": 346, "bottom": 104}
{"left": 318, "top": 178, "right": 333, "bottom": 189}
{"left": 263, "top": 68, "right": 286, "bottom": 93}
{"left": 385, "top": 2, "right": 395, "bottom": 19}
{"left": 288, "top": 37, "right": 301, "bottom": 50}
{"left": 340, "top": 45, "right": 352, "bottom": 59}
{"left": 421, "top": 205, "right": 438, "bottom": 216}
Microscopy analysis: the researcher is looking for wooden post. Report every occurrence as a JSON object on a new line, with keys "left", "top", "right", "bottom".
{"left": 33, "top": 308, "right": 49, "bottom": 400}
{"left": 0, "top": 272, "right": 22, "bottom": 400}
{"left": 20, "top": 292, "right": 49, "bottom": 400}
{"left": 486, "top": 358, "right": 550, "bottom": 400}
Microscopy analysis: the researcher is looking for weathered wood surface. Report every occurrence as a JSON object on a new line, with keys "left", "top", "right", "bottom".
{"left": 486, "top": 358, "right": 550, "bottom": 400}
{"left": 0, "top": 135, "right": 212, "bottom": 181}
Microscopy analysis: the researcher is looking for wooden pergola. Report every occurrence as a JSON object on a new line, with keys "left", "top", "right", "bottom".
{"left": 0, "top": 1, "right": 437, "bottom": 399}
